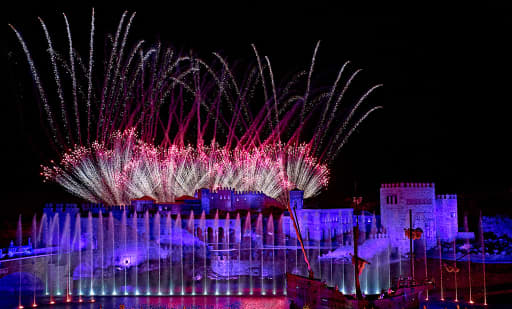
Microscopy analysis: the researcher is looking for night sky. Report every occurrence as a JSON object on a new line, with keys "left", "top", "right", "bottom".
{"left": 4, "top": 3, "right": 512, "bottom": 226}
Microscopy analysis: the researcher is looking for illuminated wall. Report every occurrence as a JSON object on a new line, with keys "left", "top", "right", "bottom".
{"left": 380, "top": 182, "right": 458, "bottom": 252}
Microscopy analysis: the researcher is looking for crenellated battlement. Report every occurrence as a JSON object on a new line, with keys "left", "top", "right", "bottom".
{"left": 44, "top": 203, "right": 145, "bottom": 219}
{"left": 436, "top": 194, "right": 457, "bottom": 199}
{"left": 210, "top": 188, "right": 264, "bottom": 196}
{"left": 197, "top": 187, "right": 282, "bottom": 212}
{"left": 43, "top": 203, "right": 79, "bottom": 214}
{"left": 381, "top": 182, "right": 435, "bottom": 188}
{"left": 233, "top": 190, "right": 264, "bottom": 195}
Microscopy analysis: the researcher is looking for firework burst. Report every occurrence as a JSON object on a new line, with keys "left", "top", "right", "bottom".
{"left": 12, "top": 10, "right": 381, "bottom": 205}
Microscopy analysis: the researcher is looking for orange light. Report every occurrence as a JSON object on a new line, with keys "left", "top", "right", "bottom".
{"left": 18, "top": 306, "right": 24, "bottom": 309}
{"left": 49, "top": 300, "right": 55, "bottom": 305}
{"left": 78, "top": 298, "right": 84, "bottom": 303}
{"left": 90, "top": 299, "right": 96, "bottom": 303}
{"left": 32, "top": 304, "right": 38, "bottom": 308}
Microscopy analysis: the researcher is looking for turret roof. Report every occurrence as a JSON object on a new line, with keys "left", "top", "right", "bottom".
{"left": 132, "top": 195, "right": 155, "bottom": 201}
{"left": 175, "top": 195, "right": 197, "bottom": 201}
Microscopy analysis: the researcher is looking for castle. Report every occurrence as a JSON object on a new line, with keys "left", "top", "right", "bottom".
{"left": 287, "top": 182, "right": 458, "bottom": 248}
{"left": 2, "top": 182, "right": 458, "bottom": 261}
{"left": 38, "top": 182, "right": 457, "bottom": 252}
{"left": 2, "top": 182, "right": 458, "bottom": 297}
{"left": 129, "top": 188, "right": 283, "bottom": 216}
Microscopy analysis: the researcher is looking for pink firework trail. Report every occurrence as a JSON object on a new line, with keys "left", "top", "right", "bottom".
{"left": 11, "top": 10, "right": 382, "bottom": 205}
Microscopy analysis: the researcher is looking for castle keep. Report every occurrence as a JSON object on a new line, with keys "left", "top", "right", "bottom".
{"left": 380, "top": 182, "right": 458, "bottom": 251}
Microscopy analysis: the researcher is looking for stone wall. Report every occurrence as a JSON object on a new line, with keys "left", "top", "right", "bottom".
{"left": 380, "top": 182, "right": 458, "bottom": 252}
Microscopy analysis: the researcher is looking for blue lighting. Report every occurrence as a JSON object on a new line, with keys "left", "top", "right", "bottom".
{"left": 10, "top": 183, "right": 456, "bottom": 300}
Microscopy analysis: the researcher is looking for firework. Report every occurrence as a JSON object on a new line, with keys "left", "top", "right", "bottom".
{"left": 12, "top": 10, "right": 381, "bottom": 205}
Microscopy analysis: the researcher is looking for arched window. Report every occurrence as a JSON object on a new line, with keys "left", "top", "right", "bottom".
{"left": 218, "top": 227, "right": 225, "bottom": 244}
{"left": 207, "top": 227, "right": 213, "bottom": 243}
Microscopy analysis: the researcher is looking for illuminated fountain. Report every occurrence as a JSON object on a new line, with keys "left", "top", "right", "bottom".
{"left": 8, "top": 188, "right": 500, "bottom": 309}
{"left": 11, "top": 206, "right": 394, "bottom": 301}
{"left": 479, "top": 212, "right": 487, "bottom": 306}
{"left": 464, "top": 214, "right": 473, "bottom": 304}
{"left": 437, "top": 236, "right": 444, "bottom": 301}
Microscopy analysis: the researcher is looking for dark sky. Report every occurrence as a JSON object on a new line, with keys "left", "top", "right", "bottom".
{"left": 4, "top": 3, "right": 512, "bottom": 221}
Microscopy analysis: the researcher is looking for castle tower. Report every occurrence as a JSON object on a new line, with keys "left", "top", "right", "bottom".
{"left": 289, "top": 189, "right": 304, "bottom": 210}
{"left": 435, "top": 194, "right": 458, "bottom": 241}
{"left": 380, "top": 182, "right": 437, "bottom": 251}
{"left": 197, "top": 188, "right": 211, "bottom": 215}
